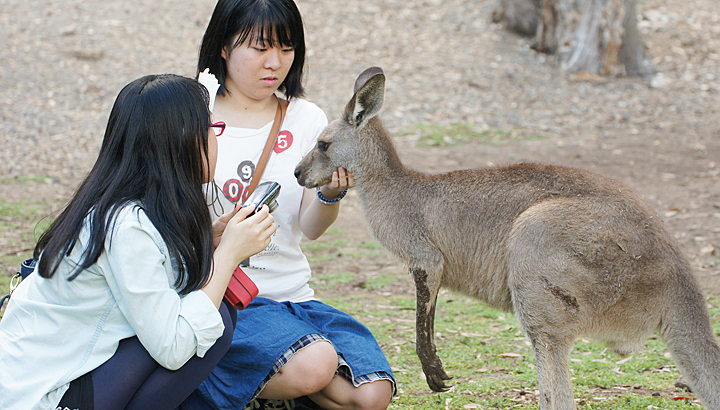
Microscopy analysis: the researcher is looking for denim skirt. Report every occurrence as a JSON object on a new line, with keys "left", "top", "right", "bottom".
{"left": 182, "top": 297, "right": 395, "bottom": 410}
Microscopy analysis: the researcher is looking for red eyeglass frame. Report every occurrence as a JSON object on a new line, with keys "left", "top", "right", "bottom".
{"left": 211, "top": 121, "right": 226, "bottom": 136}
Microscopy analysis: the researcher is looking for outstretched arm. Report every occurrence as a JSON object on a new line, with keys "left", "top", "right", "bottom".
{"left": 299, "top": 167, "right": 354, "bottom": 240}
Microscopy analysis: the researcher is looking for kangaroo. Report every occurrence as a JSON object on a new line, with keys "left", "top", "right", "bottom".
{"left": 293, "top": 67, "right": 720, "bottom": 410}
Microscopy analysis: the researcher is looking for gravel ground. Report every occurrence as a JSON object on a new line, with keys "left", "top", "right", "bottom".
{"left": 1, "top": 0, "right": 719, "bottom": 288}
{"left": 2, "top": 0, "right": 718, "bottom": 178}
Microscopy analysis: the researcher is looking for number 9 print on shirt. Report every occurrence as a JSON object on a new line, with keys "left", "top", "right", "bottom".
{"left": 221, "top": 131, "right": 294, "bottom": 204}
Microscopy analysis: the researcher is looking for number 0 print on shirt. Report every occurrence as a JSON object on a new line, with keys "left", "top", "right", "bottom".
{"left": 221, "top": 131, "right": 294, "bottom": 204}
{"left": 223, "top": 178, "right": 245, "bottom": 204}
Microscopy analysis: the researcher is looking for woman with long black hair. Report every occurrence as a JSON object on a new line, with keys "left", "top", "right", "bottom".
{"left": 0, "top": 74, "right": 276, "bottom": 410}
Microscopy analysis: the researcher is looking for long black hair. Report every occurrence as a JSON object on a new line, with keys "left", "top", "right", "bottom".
{"left": 197, "top": 0, "right": 306, "bottom": 99}
{"left": 34, "top": 74, "right": 215, "bottom": 295}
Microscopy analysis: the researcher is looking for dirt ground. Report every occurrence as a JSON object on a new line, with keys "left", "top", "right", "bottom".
{"left": 2, "top": 0, "right": 717, "bottom": 294}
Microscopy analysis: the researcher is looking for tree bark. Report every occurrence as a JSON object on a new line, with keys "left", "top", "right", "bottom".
{"left": 493, "top": 0, "right": 655, "bottom": 76}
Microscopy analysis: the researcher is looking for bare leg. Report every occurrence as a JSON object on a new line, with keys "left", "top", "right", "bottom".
{"left": 258, "top": 341, "right": 338, "bottom": 400}
{"left": 309, "top": 377, "right": 392, "bottom": 410}
{"left": 258, "top": 340, "right": 392, "bottom": 410}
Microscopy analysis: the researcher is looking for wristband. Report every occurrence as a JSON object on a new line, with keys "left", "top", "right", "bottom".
{"left": 316, "top": 188, "right": 347, "bottom": 205}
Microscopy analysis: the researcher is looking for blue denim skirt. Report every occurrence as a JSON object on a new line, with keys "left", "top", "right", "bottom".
{"left": 183, "top": 297, "right": 395, "bottom": 410}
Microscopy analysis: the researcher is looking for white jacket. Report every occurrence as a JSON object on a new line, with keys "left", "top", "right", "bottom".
{"left": 0, "top": 203, "right": 224, "bottom": 410}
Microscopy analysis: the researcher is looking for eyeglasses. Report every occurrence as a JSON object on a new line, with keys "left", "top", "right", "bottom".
{"left": 210, "top": 121, "right": 226, "bottom": 136}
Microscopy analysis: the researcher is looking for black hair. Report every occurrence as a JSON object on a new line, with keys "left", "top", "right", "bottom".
{"left": 34, "top": 74, "right": 215, "bottom": 295}
{"left": 197, "top": 0, "right": 306, "bottom": 99}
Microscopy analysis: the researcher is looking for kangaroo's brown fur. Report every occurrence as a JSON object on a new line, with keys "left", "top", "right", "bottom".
{"left": 293, "top": 67, "right": 720, "bottom": 410}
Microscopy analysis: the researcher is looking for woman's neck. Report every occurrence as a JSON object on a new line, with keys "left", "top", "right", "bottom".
{"left": 213, "top": 93, "right": 278, "bottom": 129}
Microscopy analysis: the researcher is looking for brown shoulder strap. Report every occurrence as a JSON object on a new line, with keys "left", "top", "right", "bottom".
{"left": 245, "top": 95, "right": 288, "bottom": 199}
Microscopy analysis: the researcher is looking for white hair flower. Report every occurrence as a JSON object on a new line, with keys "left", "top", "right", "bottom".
{"left": 198, "top": 68, "right": 220, "bottom": 112}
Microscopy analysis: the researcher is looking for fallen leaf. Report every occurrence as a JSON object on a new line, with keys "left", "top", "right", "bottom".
{"left": 569, "top": 71, "right": 607, "bottom": 83}
{"left": 700, "top": 243, "right": 717, "bottom": 256}
{"left": 461, "top": 332, "right": 488, "bottom": 338}
{"left": 498, "top": 353, "right": 524, "bottom": 359}
{"left": 616, "top": 356, "right": 634, "bottom": 364}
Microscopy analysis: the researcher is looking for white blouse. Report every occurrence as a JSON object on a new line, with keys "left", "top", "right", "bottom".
{"left": 0, "top": 203, "right": 224, "bottom": 410}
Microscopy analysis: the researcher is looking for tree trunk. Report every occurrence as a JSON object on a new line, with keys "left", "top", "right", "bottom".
{"left": 493, "top": 0, "right": 655, "bottom": 76}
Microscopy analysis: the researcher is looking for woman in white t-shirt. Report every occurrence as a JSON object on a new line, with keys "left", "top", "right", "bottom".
{"left": 184, "top": 1, "right": 396, "bottom": 409}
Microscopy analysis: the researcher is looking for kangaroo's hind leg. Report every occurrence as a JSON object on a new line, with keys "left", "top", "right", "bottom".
{"left": 529, "top": 331, "right": 576, "bottom": 410}
{"left": 508, "top": 246, "right": 582, "bottom": 410}
{"left": 510, "top": 271, "right": 580, "bottom": 410}
{"left": 506, "top": 204, "right": 590, "bottom": 410}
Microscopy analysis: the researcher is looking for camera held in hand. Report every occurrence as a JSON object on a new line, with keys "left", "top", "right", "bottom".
{"left": 225, "top": 182, "right": 281, "bottom": 309}
{"left": 243, "top": 181, "right": 280, "bottom": 215}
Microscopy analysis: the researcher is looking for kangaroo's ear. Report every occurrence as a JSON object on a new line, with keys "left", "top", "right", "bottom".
{"left": 344, "top": 67, "right": 385, "bottom": 129}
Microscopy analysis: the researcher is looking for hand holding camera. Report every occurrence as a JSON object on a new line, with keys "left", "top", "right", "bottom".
{"left": 239, "top": 181, "right": 280, "bottom": 268}
{"left": 243, "top": 181, "right": 280, "bottom": 215}
{"left": 211, "top": 181, "right": 280, "bottom": 250}
{"left": 219, "top": 182, "right": 281, "bottom": 309}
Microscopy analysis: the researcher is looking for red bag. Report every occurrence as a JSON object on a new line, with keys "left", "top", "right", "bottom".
{"left": 224, "top": 266, "right": 258, "bottom": 309}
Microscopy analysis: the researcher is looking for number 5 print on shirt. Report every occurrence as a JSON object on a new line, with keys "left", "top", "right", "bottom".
{"left": 274, "top": 131, "right": 293, "bottom": 154}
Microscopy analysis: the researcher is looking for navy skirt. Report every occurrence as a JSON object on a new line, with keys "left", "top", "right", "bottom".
{"left": 183, "top": 297, "right": 395, "bottom": 410}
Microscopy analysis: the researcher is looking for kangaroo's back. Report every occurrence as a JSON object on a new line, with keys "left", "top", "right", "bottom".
{"left": 416, "top": 163, "right": 672, "bottom": 308}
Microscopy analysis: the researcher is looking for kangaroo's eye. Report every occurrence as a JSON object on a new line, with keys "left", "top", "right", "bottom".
{"left": 318, "top": 141, "right": 330, "bottom": 151}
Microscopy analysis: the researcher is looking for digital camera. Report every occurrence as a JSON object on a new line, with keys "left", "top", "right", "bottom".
{"left": 243, "top": 181, "right": 280, "bottom": 215}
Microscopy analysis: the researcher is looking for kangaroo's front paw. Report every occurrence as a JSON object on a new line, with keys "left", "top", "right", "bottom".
{"left": 423, "top": 360, "right": 452, "bottom": 392}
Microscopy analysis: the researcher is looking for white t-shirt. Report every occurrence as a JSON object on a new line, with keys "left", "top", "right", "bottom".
{"left": 208, "top": 98, "right": 328, "bottom": 303}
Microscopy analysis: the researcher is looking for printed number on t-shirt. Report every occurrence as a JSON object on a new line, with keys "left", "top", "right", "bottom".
{"left": 273, "top": 131, "right": 293, "bottom": 154}
{"left": 237, "top": 160, "right": 255, "bottom": 184}
{"left": 223, "top": 178, "right": 245, "bottom": 204}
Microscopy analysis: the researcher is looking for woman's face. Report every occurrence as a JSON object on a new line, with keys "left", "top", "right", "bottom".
{"left": 222, "top": 33, "right": 295, "bottom": 102}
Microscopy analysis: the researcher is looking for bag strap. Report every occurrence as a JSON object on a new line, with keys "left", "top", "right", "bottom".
{"left": 0, "top": 258, "right": 35, "bottom": 313}
{"left": 0, "top": 273, "right": 19, "bottom": 311}
{"left": 245, "top": 95, "right": 288, "bottom": 200}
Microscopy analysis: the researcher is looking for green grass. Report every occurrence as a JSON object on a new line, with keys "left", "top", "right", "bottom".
{"left": 320, "top": 291, "right": 714, "bottom": 409}
{"left": 398, "top": 123, "right": 550, "bottom": 147}
{"left": 302, "top": 233, "right": 385, "bottom": 266}
{"left": 0, "top": 198, "right": 54, "bottom": 262}
{"left": 0, "top": 197, "right": 55, "bottom": 318}
{"left": 361, "top": 273, "right": 401, "bottom": 290}
{"left": 0, "top": 174, "right": 56, "bottom": 184}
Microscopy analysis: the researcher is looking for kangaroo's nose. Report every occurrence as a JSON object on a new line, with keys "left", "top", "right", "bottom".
{"left": 294, "top": 168, "right": 301, "bottom": 178}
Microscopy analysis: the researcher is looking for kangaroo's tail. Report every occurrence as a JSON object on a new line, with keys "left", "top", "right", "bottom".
{"left": 661, "top": 259, "right": 720, "bottom": 410}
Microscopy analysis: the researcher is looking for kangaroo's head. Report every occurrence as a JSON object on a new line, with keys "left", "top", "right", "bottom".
{"left": 294, "top": 67, "right": 385, "bottom": 188}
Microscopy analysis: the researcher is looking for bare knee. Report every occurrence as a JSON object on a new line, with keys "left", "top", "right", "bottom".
{"left": 274, "top": 341, "right": 338, "bottom": 396}
{"left": 348, "top": 380, "right": 393, "bottom": 410}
